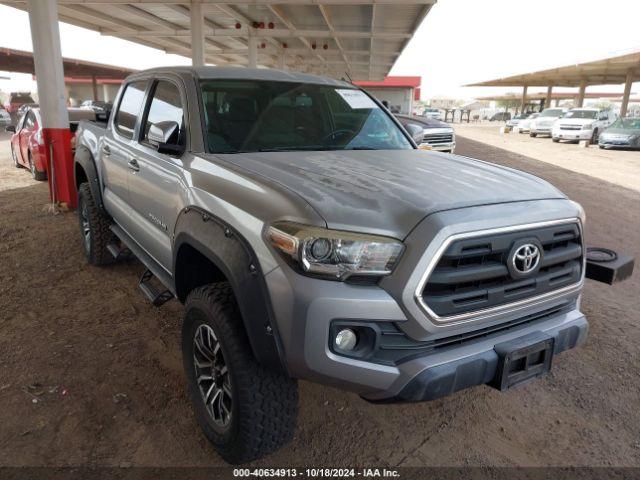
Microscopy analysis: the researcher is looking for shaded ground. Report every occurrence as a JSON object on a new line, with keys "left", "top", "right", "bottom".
{"left": 0, "top": 135, "right": 638, "bottom": 468}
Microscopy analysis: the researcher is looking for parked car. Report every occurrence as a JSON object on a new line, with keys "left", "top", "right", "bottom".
{"left": 74, "top": 67, "right": 590, "bottom": 463}
{"left": 529, "top": 108, "right": 568, "bottom": 137}
{"left": 6, "top": 107, "right": 95, "bottom": 180}
{"left": 506, "top": 113, "right": 531, "bottom": 129}
{"left": 516, "top": 112, "right": 539, "bottom": 133}
{"left": 3, "top": 92, "right": 35, "bottom": 115}
{"left": 489, "top": 111, "right": 512, "bottom": 122}
{"left": 80, "top": 100, "right": 113, "bottom": 114}
{"left": 421, "top": 107, "right": 442, "bottom": 120}
{"left": 0, "top": 107, "right": 11, "bottom": 126}
{"left": 396, "top": 114, "right": 455, "bottom": 152}
{"left": 598, "top": 116, "right": 640, "bottom": 149}
{"left": 551, "top": 108, "right": 616, "bottom": 144}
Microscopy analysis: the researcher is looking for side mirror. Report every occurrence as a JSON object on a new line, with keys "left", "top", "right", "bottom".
{"left": 148, "top": 120, "right": 183, "bottom": 155}
{"left": 405, "top": 123, "right": 424, "bottom": 144}
{"left": 5, "top": 125, "right": 16, "bottom": 133}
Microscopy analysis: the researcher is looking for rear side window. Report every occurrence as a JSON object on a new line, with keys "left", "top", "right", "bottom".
{"left": 142, "top": 80, "right": 184, "bottom": 145}
{"left": 114, "top": 81, "right": 147, "bottom": 139}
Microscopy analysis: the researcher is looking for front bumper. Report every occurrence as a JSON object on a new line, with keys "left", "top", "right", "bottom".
{"left": 531, "top": 126, "right": 553, "bottom": 135}
{"left": 373, "top": 313, "right": 587, "bottom": 402}
{"left": 419, "top": 141, "right": 455, "bottom": 152}
{"left": 266, "top": 263, "right": 588, "bottom": 400}
{"left": 599, "top": 136, "right": 638, "bottom": 149}
{"left": 553, "top": 129, "right": 592, "bottom": 141}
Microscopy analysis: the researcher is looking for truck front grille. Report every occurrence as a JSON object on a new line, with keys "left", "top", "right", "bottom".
{"left": 420, "top": 222, "right": 583, "bottom": 318}
{"left": 422, "top": 132, "right": 453, "bottom": 144}
{"left": 560, "top": 125, "right": 582, "bottom": 130}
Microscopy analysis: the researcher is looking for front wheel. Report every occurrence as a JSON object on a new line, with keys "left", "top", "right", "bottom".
{"left": 77, "top": 183, "right": 114, "bottom": 265}
{"left": 182, "top": 284, "right": 298, "bottom": 464}
{"left": 28, "top": 152, "right": 47, "bottom": 181}
{"left": 552, "top": 138, "right": 560, "bottom": 143}
{"left": 590, "top": 129, "right": 599, "bottom": 145}
{"left": 530, "top": 132, "right": 537, "bottom": 138}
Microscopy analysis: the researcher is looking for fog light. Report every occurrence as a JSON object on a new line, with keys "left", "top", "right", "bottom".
{"left": 335, "top": 328, "right": 357, "bottom": 351}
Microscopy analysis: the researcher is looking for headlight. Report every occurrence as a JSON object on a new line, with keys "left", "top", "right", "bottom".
{"left": 266, "top": 221, "right": 404, "bottom": 281}
{"left": 582, "top": 123, "right": 593, "bottom": 130}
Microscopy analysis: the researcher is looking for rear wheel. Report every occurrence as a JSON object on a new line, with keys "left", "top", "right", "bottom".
{"left": 77, "top": 183, "right": 114, "bottom": 265}
{"left": 11, "top": 145, "right": 20, "bottom": 168}
{"left": 182, "top": 284, "right": 298, "bottom": 464}
{"left": 530, "top": 132, "right": 537, "bottom": 138}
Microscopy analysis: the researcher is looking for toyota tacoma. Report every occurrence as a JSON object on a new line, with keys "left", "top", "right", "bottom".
{"left": 73, "top": 67, "right": 590, "bottom": 463}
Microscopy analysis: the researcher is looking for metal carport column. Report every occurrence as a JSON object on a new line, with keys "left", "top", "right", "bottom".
{"left": 27, "top": 0, "right": 75, "bottom": 208}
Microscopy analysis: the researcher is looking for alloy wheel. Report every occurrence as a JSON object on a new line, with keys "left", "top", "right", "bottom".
{"left": 193, "top": 324, "right": 233, "bottom": 428}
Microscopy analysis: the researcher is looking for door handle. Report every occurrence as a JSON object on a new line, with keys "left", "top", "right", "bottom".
{"left": 128, "top": 159, "right": 140, "bottom": 172}
{"left": 101, "top": 145, "right": 111, "bottom": 156}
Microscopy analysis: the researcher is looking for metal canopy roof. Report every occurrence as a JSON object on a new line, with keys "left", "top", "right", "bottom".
{"left": 466, "top": 50, "right": 640, "bottom": 87}
{"left": 0, "top": 46, "right": 134, "bottom": 78}
{"left": 2, "top": 0, "right": 435, "bottom": 80}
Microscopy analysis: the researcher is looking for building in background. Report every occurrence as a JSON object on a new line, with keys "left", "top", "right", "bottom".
{"left": 354, "top": 76, "right": 421, "bottom": 114}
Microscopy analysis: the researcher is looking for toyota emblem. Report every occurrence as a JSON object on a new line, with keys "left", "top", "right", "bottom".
{"left": 511, "top": 243, "right": 541, "bottom": 274}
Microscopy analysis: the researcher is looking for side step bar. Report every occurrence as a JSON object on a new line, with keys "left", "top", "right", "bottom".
{"left": 110, "top": 224, "right": 175, "bottom": 307}
{"left": 139, "top": 269, "right": 174, "bottom": 307}
{"left": 107, "top": 242, "right": 132, "bottom": 262}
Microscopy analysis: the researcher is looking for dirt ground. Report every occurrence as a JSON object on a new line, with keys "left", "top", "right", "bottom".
{"left": 0, "top": 130, "right": 638, "bottom": 468}
{"left": 454, "top": 123, "right": 640, "bottom": 193}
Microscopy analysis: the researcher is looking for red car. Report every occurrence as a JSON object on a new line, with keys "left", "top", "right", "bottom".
{"left": 7, "top": 108, "right": 95, "bottom": 181}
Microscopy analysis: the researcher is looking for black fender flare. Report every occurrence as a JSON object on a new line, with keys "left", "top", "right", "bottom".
{"left": 173, "top": 207, "right": 287, "bottom": 374}
{"left": 74, "top": 145, "right": 106, "bottom": 214}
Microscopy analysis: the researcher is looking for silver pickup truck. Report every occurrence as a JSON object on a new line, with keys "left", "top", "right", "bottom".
{"left": 74, "top": 67, "right": 589, "bottom": 464}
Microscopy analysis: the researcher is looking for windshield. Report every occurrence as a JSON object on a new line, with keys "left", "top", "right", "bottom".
{"left": 564, "top": 110, "right": 597, "bottom": 119}
{"left": 611, "top": 117, "right": 640, "bottom": 129}
{"left": 540, "top": 109, "right": 564, "bottom": 117}
{"left": 200, "top": 80, "right": 412, "bottom": 153}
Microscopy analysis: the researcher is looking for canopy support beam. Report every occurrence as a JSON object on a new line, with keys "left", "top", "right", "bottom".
{"left": 190, "top": 0, "right": 205, "bottom": 66}
{"left": 620, "top": 69, "right": 633, "bottom": 117}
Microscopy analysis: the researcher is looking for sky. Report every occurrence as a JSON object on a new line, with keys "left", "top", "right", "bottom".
{"left": 1, "top": 0, "right": 639, "bottom": 101}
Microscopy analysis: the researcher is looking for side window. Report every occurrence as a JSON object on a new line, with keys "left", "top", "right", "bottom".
{"left": 25, "top": 112, "right": 35, "bottom": 129}
{"left": 142, "top": 80, "right": 184, "bottom": 146}
{"left": 114, "top": 80, "right": 147, "bottom": 139}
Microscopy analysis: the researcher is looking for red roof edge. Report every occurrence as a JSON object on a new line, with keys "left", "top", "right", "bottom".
{"left": 354, "top": 76, "right": 421, "bottom": 89}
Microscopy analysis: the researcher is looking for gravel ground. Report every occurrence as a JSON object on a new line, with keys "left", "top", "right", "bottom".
{"left": 0, "top": 132, "right": 638, "bottom": 468}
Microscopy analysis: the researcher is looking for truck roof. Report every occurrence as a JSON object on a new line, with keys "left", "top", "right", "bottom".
{"left": 128, "top": 66, "right": 354, "bottom": 88}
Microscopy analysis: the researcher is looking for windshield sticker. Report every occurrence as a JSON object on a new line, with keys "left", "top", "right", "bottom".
{"left": 336, "top": 89, "right": 378, "bottom": 109}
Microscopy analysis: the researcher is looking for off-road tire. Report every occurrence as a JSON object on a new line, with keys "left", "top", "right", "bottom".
{"left": 77, "top": 182, "right": 114, "bottom": 266}
{"left": 182, "top": 283, "right": 298, "bottom": 464}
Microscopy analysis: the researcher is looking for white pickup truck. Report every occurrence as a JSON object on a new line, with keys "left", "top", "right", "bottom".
{"left": 552, "top": 108, "right": 616, "bottom": 144}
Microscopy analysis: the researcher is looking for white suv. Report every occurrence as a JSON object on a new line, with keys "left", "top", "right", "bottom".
{"left": 552, "top": 108, "right": 616, "bottom": 144}
{"left": 530, "top": 108, "right": 568, "bottom": 137}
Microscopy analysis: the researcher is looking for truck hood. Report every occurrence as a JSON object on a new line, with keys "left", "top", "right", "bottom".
{"left": 213, "top": 149, "right": 565, "bottom": 238}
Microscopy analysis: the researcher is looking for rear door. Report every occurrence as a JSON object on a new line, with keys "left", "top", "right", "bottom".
{"left": 101, "top": 80, "right": 149, "bottom": 227}
{"left": 125, "top": 77, "right": 188, "bottom": 271}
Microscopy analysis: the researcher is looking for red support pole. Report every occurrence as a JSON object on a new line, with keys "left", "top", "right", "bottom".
{"left": 27, "top": 0, "right": 76, "bottom": 208}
